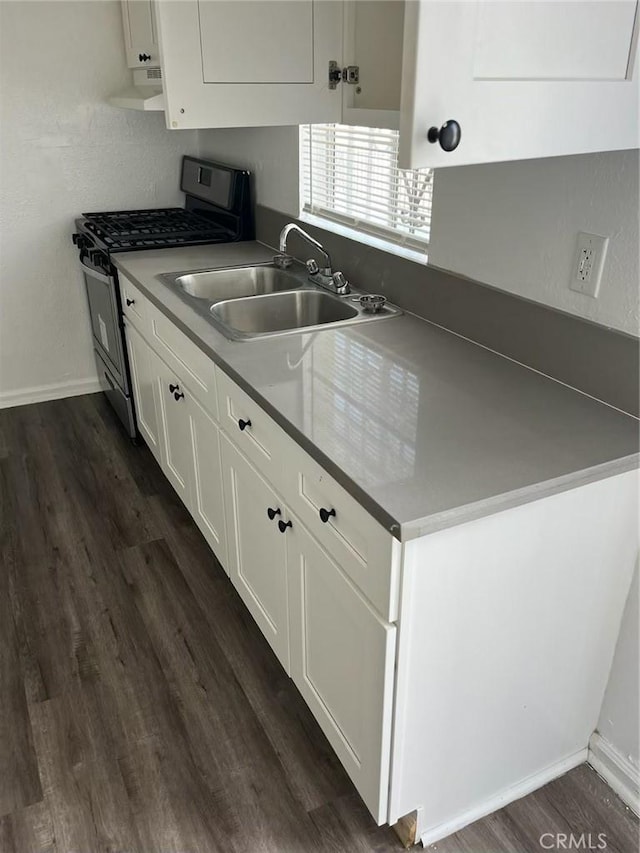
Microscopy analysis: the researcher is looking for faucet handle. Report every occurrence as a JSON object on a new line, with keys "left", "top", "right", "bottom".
{"left": 306, "top": 258, "right": 320, "bottom": 275}
{"left": 331, "top": 271, "right": 350, "bottom": 294}
{"left": 273, "top": 254, "right": 293, "bottom": 269}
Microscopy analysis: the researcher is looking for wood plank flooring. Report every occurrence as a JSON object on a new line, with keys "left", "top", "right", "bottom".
{"left": 0, "top": 393, "right": 637, "bottom": 853}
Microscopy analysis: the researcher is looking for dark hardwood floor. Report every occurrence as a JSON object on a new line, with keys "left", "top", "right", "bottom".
{"left": 0, "top": 393, "right": 637, "bottom": 853}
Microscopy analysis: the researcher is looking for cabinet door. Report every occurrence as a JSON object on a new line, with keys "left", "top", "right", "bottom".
{"left": 154, "top": 356, "right": 192, "bottom": 508}
{"left": 287, "top": 521, "right": 396, "bottom": 824}
{"left": 155, "top": 0, "right": 343, "bottom": 129}
{"left": 221, "top": 435, "right": 290, "bottom": 671}
{"left": 120, "top": 0, "right": 159, "bottom": 68}
{"left": 399, "top": 0, "right": 640, "bottom": 169}
{"left": 188, "top": 395, "right": 227, "bottom": 567}
{"left": 341, "top": 0, "right": 405, "bottom": 130}
{"left": 124, "top": 322, "right": 161, "bottom": 462}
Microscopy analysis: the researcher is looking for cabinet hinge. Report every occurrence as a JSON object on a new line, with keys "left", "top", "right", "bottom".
{"left": 328, "top": 61, "right": 359, "bottom": 90}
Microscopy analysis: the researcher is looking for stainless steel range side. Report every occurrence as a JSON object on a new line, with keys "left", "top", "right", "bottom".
{"left": 71, "top": 156, "right": 253, "bottom": 438}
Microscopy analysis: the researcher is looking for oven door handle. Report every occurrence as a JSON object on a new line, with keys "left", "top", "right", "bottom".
{"left": 79, "top": 257, "right": 113, "bottom": 285}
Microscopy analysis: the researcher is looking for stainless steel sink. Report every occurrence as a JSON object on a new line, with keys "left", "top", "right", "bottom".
{"left": 158, "top": 262, "right": 402, "bottom": 340}
{"left": 212, "top": 290, "right": 369, "bottom": 339}
{"left": 163, "top": 265, "right": 302, "bottom": 302}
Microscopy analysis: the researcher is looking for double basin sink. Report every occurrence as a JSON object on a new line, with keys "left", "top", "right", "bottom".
{"left": 158, "top": 263, "right": 400, "bottom": 341}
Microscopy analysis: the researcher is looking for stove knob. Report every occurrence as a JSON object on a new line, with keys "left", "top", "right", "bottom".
{"left": 87, "top": 248, "right": 108, "bottom": 269}
{"left": 73, "top": 232, "right": 89, "bottom": 250}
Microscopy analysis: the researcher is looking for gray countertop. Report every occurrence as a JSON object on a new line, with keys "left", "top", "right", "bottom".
{"left": 114, "top": 242, "right": 639, "bottom": 541}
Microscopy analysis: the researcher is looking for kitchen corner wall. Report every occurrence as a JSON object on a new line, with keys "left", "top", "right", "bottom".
{"left": 594, "top": 562, "right": 639, "bottom": 803}
{"left": 0, "top": 0, "right": 198, "bottom": 407}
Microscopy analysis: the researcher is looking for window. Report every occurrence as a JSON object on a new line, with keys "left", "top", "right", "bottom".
{"left": 300, "top": 124, "right": 433, "bottom": 259}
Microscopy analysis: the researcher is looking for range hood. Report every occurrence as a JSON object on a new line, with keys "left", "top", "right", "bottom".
{"left": 109, "top": 68, "right": 164, "bottom": 112}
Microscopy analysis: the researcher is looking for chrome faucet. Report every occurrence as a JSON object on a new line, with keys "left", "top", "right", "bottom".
{"left": 274, "top": 223, "right": 350, "bottom": 295}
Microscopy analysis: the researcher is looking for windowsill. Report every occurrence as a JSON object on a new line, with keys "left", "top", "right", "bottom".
{"left": 299, "top": 211, "right": 429, "bottom": 266}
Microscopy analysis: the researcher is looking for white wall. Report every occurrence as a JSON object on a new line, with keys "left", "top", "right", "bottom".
{"left": 0, "top": 0, "right": 197, "bottom": 406}
{"left": 198, "top": 126, "right": 299, "bottom": 216}
{"left": 428, "top": 151, "right": 640, "bottom": 336}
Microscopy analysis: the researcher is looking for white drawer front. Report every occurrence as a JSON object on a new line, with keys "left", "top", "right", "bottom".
{"left": 285, "top": 443, "right": 400, "bottom": 621}
{"left": 119, "top": 273, "right": 149, "bottom": 333}
{"left": 148, "top": 303, "right": 218, "bottom": 421}
{"left": 216, "top": 368, "right": 288, "bottom": 492}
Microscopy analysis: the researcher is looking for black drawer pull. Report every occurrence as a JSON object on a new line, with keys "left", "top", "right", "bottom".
{"left": 169, "top": 383, "right": 179, "bottom": 393}
{"left": 174, "top": 391, "right": 185, "bottom": 401}
{"left": 278, "top": 519, "right": 292, "bottom": 534}
{"left": 319, "top": 507, "right": 336, "bottom": 524}
{"left": 139, "top": 53, "right": 152, "bottom": 62}
{"left": 238, "top": 418, "right": 251, "bottom": 431}
{"left": 267, "top": 507, "right": 281, "bottom": 521}
{"left": 126, "top": 298, "right": 135, "bottom": 306}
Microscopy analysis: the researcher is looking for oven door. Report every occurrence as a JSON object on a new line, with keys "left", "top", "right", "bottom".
{"left": 81, "top": 259, "right": 129, "bottom": 393}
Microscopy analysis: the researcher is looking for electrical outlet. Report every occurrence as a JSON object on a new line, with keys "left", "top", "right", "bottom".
{"left": 570, "top": 232, "right": 609, "bottom": 298}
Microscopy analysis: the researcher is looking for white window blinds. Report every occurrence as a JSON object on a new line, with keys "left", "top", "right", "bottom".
{"left": 300, "top": 124, "right": 433, "bottom": 254}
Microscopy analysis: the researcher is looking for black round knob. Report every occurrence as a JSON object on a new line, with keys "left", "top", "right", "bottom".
{"left": 139, "top": 53, "right": 152, "bottom": 62}
{"left": 126, "top": 298, "right": 135, "bottom": 307}
{"left": 319, "top": 507, "right": 336, "bottom": 524}
{"left": 169, "top": 383, "right": 179, "bottom": 393}
{"left": 173, "top": 391, "right": 185, "bottom": 401}
{"left": 427, "top": 119, "right": 461, "bottom": 152}
{"left": 238, "top": 418, "right": 251, "bottom": 431}
{"left": 278, "top": 519, "right": 292, "bottom": 534}
{"left": 267, "top": 507, "right": 281, "bottom": 521}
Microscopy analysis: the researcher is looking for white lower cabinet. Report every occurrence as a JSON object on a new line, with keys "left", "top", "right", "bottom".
{"left": 287, "top": 521, "right": 396, "bottom": 824}
{"left": 154, "top": 354, "right": 192, "bottom": 507}
{"left": 125, "top": 318, "right": 227, "bottom": 566}
{"left": 123, "top": 288, "right": 639, "bottom": 845}
{"left": 188, "top": 395, "right": 227, "bottom": 567}
{"left": 124, "top": 321, "right": 161, "bottom": 462}
{"left": 123, "top": 283, "right": 639, "bottom": 845}
{"left": 221, "top": 434, "right": 290, "bottom": 672}
{"left": 125, "top": 300, "right": 396, "bottom": 823}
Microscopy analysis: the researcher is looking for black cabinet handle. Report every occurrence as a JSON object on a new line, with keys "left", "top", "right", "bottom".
{"left": 174, "top": 391, "right": 185, "bottom": 401}
{"left": 238, "top": 418, "right": 251, "bottom": 431}
{"left": 278, "top": 519, "right": 292, "bottom": 534}
{"left": 169, "top": 383, "right": 179, "bottom": 393}
{"left": 267, "top": 507, "right": 281, "bottom": 521}
{"left": 139, "top": 53, "right": 152, "bottom": 62}
{"left": 319, "top": 507, "right": 336, "bottom": 524}
{"left": 126, "top": 298, "right": 135, "bottom": 306}
{"left": 427, "top": 119, "right": 461, "bottom": 152}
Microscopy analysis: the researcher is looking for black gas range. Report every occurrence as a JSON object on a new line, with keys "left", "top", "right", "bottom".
{"left": 72, "top": 157, "right": 253, "bottom": 439}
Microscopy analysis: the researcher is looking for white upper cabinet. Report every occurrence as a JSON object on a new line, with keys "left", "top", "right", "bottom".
{"left": 399, "top": 0, "right": 640, "bottom": 168}
{"left": 151, "top": 0, "right": 639, "bottom": 166}
{"left": 155, "top": 0, "right": 343, "bottom": 129}
{"left": 120, "top": 0, "right": 159, "bottom": 68}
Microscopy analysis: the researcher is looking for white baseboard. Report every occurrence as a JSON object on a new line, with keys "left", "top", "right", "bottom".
{"left": 588, "top": 732, "right": 640, "bottom": 816}
{"left": 419, "top": 749, "right": 588, "bottom": 847}
{"left": 0, "top": 377, "right": 102, "bottom": 410}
